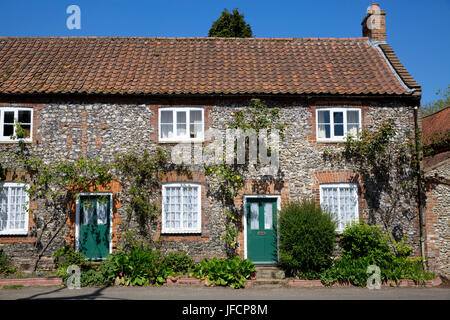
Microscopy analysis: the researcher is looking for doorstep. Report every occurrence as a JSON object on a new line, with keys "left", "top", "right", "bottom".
{"left": 0, "top": 277, "right": 62, "bottom": 287}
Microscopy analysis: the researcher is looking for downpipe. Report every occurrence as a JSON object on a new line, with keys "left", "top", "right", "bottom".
{"left": 413, "top": 106, "right": 427, "bottom": 271}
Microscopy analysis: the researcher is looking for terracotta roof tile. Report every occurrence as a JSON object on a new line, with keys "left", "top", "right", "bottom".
{"left": 0, "top": 37, "right": 419, "bottom": 96}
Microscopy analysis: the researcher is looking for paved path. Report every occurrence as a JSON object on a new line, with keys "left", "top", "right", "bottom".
{"left": 1, "top": 286, "right": 449, "bottom": 300}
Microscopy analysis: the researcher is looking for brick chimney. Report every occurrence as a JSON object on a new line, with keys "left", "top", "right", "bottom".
{"left": 362, "top": 3, "right": 386, "bottom": 42}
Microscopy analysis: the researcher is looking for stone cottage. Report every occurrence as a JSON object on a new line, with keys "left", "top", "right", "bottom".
{"left": 422, "top": 106, "right": 450, "bottom": 278}
{"left": 0, "top": 5, "right": 436, "bottom": 272}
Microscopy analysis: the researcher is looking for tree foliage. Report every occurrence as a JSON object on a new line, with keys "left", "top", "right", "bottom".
{"left": 208, "top": 8, "right": 252, "bottom": 38}
{"left": 421, "top": 85, "right": 450, "bottom": 116}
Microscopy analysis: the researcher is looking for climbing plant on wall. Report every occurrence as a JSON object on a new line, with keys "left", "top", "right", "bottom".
{"left": 322, "top": 118, "right": 421, "bottom": 248}
{"left": 114, "top": 147, "right": 191, "bottom": 242}
{"left": 205, "top": 98, "right": 286, "bottom": 256}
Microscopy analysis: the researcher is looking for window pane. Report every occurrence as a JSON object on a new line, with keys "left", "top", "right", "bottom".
{"left": 21, "top": 125, "right": 31, "bottom": 138}
{"left": 347, "top": 124, "right": 359, "bottom": 137}
{"left": 182, "top": 185, "right": 198, "bottom": 229}
{"left": 161, "top": 124, "right": 173, "bottom": 138}
{"left": 333, "top": 112, "right": 344, "bottom": 136}
{"left": 333, "top": 112, "right": 343, "bottom": 124}
{"left": 318, "top": 124, "right": 331, "bottom": 139}
{"left": 0, "top": 188, "right": 8, "bottom": 231}
{"left": 176, "top": 112, "right": 187, "bottom": 137}
{"left": 9, "top": 187, "right": 27, "bottom": 231}
{"left": 264, "top": 202, "right": 273, "bottom": 230}
{"left": 347, "top": 110, "right": 359, "bottom": 124}
{"left": 3, "top": 124, "right": 13, "bottom": 137}
{"left": 318, "top": 110, "right": 330, "bottom": 124}
{"left": 4, "top": 111, "right": 14, "bottom": 124}
{"left": 18, "top": 110, "right": 31, "bottom": 124}
{"left": 250, "top": 203, "right": 259, "bottom": 230}
{"left": 82, "top": 199, "right": 95, "bottom": 225}
{"left": 334, "top": 124, "right": 344, "bottom": 136}
{"left": 160, "top": 111, "right": 173, "bottom": 123}
{"left": 321, "top": 187, "right": 339, "bottom": 226}
{"left": 189, "top": 110, "right": 203, "bottom": 138}
{"left": 97, "top": 199, "right": 108, "bottom": 225}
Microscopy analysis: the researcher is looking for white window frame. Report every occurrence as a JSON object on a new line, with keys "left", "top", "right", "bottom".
{"left": 319, "top": 183, "right": 359, "bottom": 233}
{"left": 158, "top": 107, "right": 204, "bottom": 143}
{"left": 0, "top": 182, "right": 29, "bottom": 235}
{"left": 0, "top": 107, "right": 33, "bottom": 143}
{"left": 161, "top": 182, "right": 202, "bottom": 234}
{"left": 315, "top": 108, "right": 361, "bottom": 142}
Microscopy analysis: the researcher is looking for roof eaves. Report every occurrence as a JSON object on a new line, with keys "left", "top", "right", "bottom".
{"left": 370, "top": 41, "right": 421, "bottom": 96}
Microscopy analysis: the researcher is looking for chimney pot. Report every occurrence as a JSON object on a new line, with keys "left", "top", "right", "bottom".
{"left": 362, "top": 3, "right": 386, "bottom": 42}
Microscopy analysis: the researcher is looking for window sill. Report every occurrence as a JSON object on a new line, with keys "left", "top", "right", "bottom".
{"left": 161, "top": 230, "right": 202, "bottom": 235}
{"left": 0, "top": 231, "right": 28, "bottom": 236}
{"left": 0, "top": 139, "right": 32, "bottom": 144}
{"left": 158, "top": 139, "right": 204, "bottom": 144}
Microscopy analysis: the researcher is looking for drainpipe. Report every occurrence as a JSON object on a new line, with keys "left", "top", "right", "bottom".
{"left": 413, "top": 105, "right": 427, "bottom": 271}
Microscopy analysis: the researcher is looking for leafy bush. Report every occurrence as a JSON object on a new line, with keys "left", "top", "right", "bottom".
{"left": 190, "top": 257, "right": 255, "bottom": 289}
{"left": 278, "top": 200, "right": 336, "bottom": 278}
{"left": 103, "top": 248, "right": 169, "bottom": 286}
{"left": 0, "top": 249, "right": 16, "bottom": 275}
{"left": 164, "top": 251, "right": 195, "bottom": 275}
{"left": 320, "top": 223, "right": 435, "bottom": 286}
{"left": 53, "top": 245, "right": 111, "bottom": 287}
{"left": 340, "top": 222, "right": 393, "bottom": 264}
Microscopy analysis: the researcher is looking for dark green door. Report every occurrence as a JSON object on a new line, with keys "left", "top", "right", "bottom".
{"left": 79, "top": 195, "right": 110, "bottom": 260}
{"left": 247, "top": 198, "right": 277, "bottom": 264}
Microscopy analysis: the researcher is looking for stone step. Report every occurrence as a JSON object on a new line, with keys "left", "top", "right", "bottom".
{"left": 255, "top": 266, "right": 285, "bottom": 280}
{"left": 249, "top": 279, "right": 289, "bottom": 288}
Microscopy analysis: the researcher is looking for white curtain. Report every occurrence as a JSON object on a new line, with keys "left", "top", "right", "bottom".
{"left": 347, "top": 110, "right": 360, "bottom": 137}
{"left": 250, "top": 202, "right": 259, "bottom": 230}
{"left": 96, "top": 199, "right": 108, "bottom": 225}
{"left": 82, "top": 199, "right": 95, "bottom": 225}
{"left": 190, "top": 110, "right": 203, "bottom": 138}
{"left": 176, "top": 111, "right": 187, "bottom": 136}
{"left": 0, "top": 188, "right": 8, "bottom": 231}
{"left": 160, "top": 110, "right": 173, "bottom": 138}
{"left": 317, "top": 110, "right": 330, "bottom": 139}
{"left": 264, "top": 202, "right": 273, "bottom": 230}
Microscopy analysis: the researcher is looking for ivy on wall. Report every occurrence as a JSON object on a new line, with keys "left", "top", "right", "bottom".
{"left": 205, "top": 98, "right": 286, "bottom": 256}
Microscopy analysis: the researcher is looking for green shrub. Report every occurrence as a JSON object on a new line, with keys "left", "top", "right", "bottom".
{"left": 340, "top": 222, "right": 392, "bottom": 263}
{"left": 190, "top": 257, "right": 255, "bottom": 289}
{"left": 104, "top": 248, "right": 169, "bottom": 286}
{"left": 53, "top": 245, "right": 111, "bottom": 287}
{"left": 53, "top": 245, "right": 91, "bottom": 271}
{"left": 320, "top": 222, "right": 435, "bottom": 286}
{"left": 0, "top": 249, "right": 16, "bottom": 275}
{"left": 164, "top": 251, "right": 195, "bottom": 275}
{"left": 278, "top": 200, "right": 336, "bottom": 278}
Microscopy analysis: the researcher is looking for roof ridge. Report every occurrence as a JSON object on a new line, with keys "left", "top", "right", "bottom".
{"left": 0, "top": 36, "right": 369, "bottom": 41}
{"left": 422, "top": 105, "right": 450, "bottom": 119}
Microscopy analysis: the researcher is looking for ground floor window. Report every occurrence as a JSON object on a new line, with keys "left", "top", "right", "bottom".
{"left": 320, "top": 183, "right": 358, "bottom": 232}
{"left": 162, "top": 183, "right": 201, "bottom": 234}
{"left": 0, "top": 182, "right": 29, "bottom": 235}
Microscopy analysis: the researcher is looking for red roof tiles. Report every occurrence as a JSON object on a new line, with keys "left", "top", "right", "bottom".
{"left": 0, "top": 37, "right": 420, "bottom": 96}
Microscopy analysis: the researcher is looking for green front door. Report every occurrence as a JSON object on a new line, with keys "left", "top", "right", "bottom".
{"left": 79, "top": 195, "right": 111, "bottom": 260}
{"left": 246, "top": 198, "right": 277, "bottom": 264}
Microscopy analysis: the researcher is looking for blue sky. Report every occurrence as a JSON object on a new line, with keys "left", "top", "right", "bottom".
{"left": 0, "top": 0, "right": 449, "bottom": 105}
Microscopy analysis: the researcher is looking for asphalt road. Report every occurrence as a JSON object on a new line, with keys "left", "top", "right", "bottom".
{"left": 0, "top": 285, "right": 449, "bottom": 300}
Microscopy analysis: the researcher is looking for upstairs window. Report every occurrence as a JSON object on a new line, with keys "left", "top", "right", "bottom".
{"left": 159, "top": 107, "right": 204, "bottom": 142}
{"left": 0, "top": 107, "right": 33, "bottom": 142}
{"left": 316, "top": 108, "right": 361, "bottom": 142}
{"left": 0, "top": 183, "right": 29, "bottom": 235}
